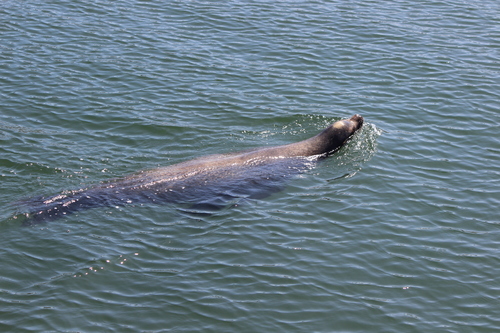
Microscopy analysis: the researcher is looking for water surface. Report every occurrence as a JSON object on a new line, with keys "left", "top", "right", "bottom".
{"left": 1, "top": 0, "right": 499, "bottom": 332}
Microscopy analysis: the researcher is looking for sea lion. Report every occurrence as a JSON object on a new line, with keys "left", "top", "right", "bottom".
{"left": 21, "top": 114, "right": 363, "bottom": 224}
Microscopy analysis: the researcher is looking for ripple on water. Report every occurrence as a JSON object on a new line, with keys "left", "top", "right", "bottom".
{"left": 2, "top": 0, "right": 500, "bottom": 331}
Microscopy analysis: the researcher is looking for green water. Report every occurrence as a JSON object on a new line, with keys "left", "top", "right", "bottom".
{"left": 1, "top": 0, "right": 499, "bottom": 332}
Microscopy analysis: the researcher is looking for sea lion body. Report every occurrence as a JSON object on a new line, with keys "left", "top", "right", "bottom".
{"left": 22, "top": 115, "right": 363, "bottom": 223}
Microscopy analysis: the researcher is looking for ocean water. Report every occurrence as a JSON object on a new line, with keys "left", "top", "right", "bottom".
{"left": 1, "top": 0, "right": 499, "bottom": 332}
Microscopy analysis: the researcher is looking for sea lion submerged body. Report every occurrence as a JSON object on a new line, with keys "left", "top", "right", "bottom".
{"left": 22, "top": 115, "right": 363, "bottom": 223}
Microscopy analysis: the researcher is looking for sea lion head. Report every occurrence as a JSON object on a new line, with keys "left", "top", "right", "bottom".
{"left": 332, "top": 114, "right": 364, "bottom": 132}
{"left": 318, "top": 114, "right": 364, "bottom": 155}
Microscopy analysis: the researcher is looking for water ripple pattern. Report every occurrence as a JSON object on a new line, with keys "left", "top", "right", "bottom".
{"left": 1, "top": 0, "right": 499, "bottom": 332}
